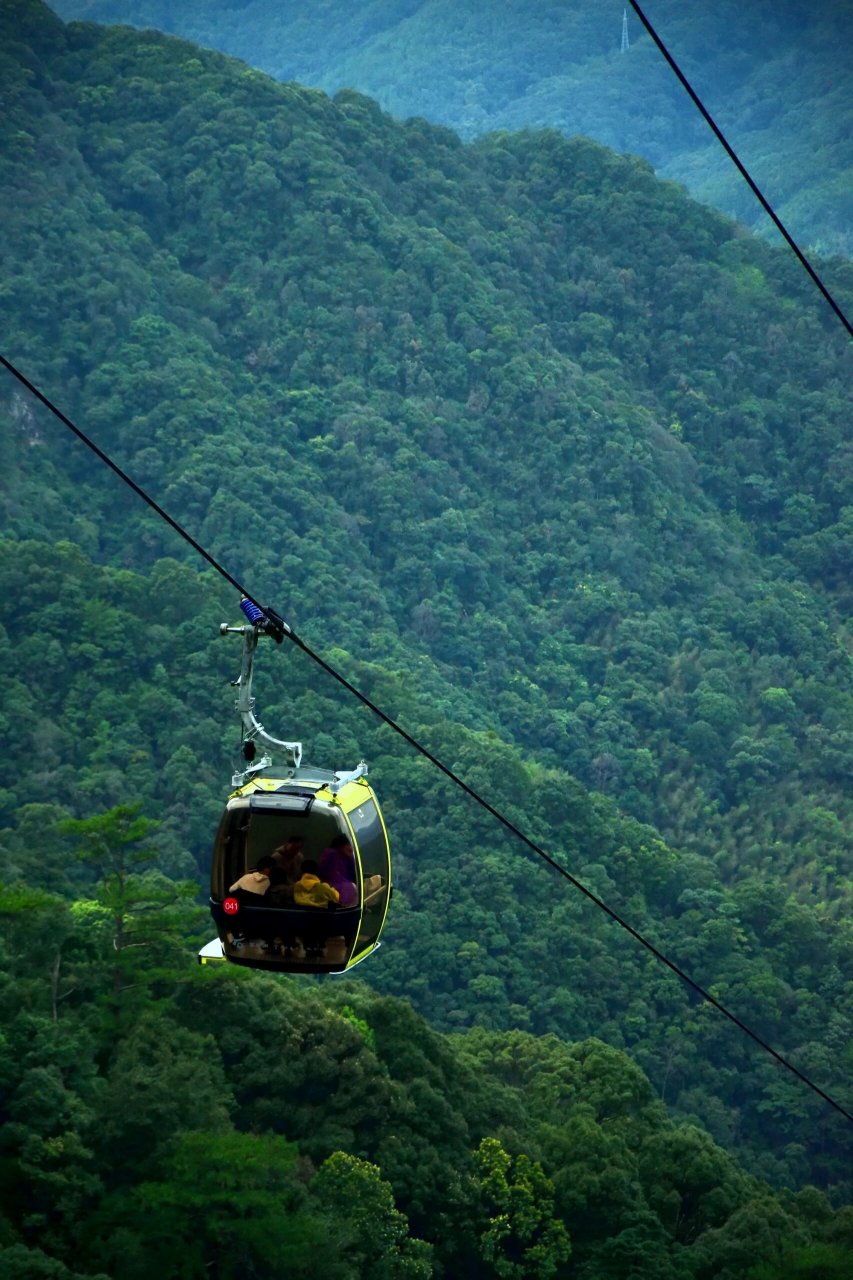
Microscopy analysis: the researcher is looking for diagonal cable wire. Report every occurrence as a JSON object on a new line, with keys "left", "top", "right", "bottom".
{"left": 2, "top": 354, "right": 259, "bottom": 606}
{"left": 2, "top": 349, "right": 851, "bottom": 1125}
{"left": 290, "top": 628, "right": 853, "bottom": 1124}
{"left": 626, "top": 0, "right": 853, "bottom": 340}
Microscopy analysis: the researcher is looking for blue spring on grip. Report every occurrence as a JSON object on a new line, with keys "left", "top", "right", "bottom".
{"left": 240, "top": 598, "right": 265, "bottom": 625}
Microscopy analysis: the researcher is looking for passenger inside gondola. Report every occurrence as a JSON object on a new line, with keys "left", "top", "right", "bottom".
{"left": 267, "top": 835, "right": 305, "bottom": 904}
{"left": 229, "top": 855, "right": 275, "bottom": 901}
{"left": 319, "top": 834, "right": 358, "bottom": 907}
{"left": 215, "top": 800, "right": 379, "bottom": 971}
{"left": 293, "top": 860, "right": 340, "bottom": 908}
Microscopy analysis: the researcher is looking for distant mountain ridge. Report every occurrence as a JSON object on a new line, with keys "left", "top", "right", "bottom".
{"left": 5, "top": 0, "right": 851, "bottom": 897}
{"left": 51, "top": 0, "right": 853, "bottom": 257}
{"left": 2, "top": 0, "right": 852, "bottom": 1199}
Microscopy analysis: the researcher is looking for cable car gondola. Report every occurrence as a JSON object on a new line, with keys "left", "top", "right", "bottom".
{"left": 199, "top": 600, "right": 391, "bottom": 974}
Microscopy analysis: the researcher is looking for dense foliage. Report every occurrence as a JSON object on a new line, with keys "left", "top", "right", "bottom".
{"left": 1, "top": 536, "right": 852, "bottom": 1203}
{"left": 3, "top": 0, "right": 850, "bottom": 879}
{"left": 50, "top": 0, "right": 853, "bottom": 255}
{"left": 1, "top": 835, "right": 852, "bottom": 1278}
{"left": 1, "top": 1, "right": 852, "bottom": 1267}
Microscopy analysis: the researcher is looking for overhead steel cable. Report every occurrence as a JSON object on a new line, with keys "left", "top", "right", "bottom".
{"left": 3, "top": 350, "right": 852, "bottom": 1126}
{"left": 626, "top": 0, "right": 853, "bottom": 341}
{"left": 289, "top": 628, "right": 853, "bottom": 1126}
{"left": 0, "top": 354, "right": 261, "bottom": 610}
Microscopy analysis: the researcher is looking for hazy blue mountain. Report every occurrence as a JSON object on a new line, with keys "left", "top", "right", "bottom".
{"left": 50, "top": 0, "right": 853, "bottom": 256}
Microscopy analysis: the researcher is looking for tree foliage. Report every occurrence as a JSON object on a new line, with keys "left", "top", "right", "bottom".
{"left": 0, "top": 6, "right": 851, "bottom": 1273}
{"left": 51, "top": 0, "right": 853, "bottom": 254}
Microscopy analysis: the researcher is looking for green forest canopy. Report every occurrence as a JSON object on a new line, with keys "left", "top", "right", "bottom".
{"left": 1, "top": 829, "right": 852, "bottom": 1279}
{"left": 50, "top": 0, "right": 853, "bottom": 256}
{"left": 0, "top": 2, "right": 852, "bottom": 1272}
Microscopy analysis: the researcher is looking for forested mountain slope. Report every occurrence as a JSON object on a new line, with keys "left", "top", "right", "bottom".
{"left": 4, "top": 878, "right": 853, "bottom": 1279}
{"left": 4, "top": 0, "right": 851, "bottom": 880}
{"left": 1, "top": 0, "right": 852, "bottom": 1215}
{"left": 51, "top": 0, "right": 853, "bottom": 256}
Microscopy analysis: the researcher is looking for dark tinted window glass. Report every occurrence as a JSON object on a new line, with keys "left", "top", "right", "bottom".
{"left": 247, "top": 810, "right": 341, "bottom": 869}
{"left": 215, "top": 807, "right": 348, "bottom": 899}
{"left": 213, "top": 808, "right": 249, "bottom": 898}
{"left": 349, "top": 800, "right": 389, "bottom": 953}
{"left": 348, "top": 801, "right": 388, "bottom": 879}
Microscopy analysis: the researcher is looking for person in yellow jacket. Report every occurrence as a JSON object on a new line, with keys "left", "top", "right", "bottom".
{"left": 293, "top": 860, "right": 341, "bottom": 908}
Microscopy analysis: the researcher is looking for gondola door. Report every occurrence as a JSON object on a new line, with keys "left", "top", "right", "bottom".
{"left": 344, "top": 791, "right": 391, "bottom": 966}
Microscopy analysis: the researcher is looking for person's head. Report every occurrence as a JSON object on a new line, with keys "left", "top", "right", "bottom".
{"left": 301, "top": 860, "right": 320, "bottom": 877}
{"left": 274, "top": 836, "right": 304, "bottom": 862}
{"left": 256, "top": 855, "right": 275, "bottom": 875}
{"left": 329, "top": 834, "right": 353, "bottom": 856}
